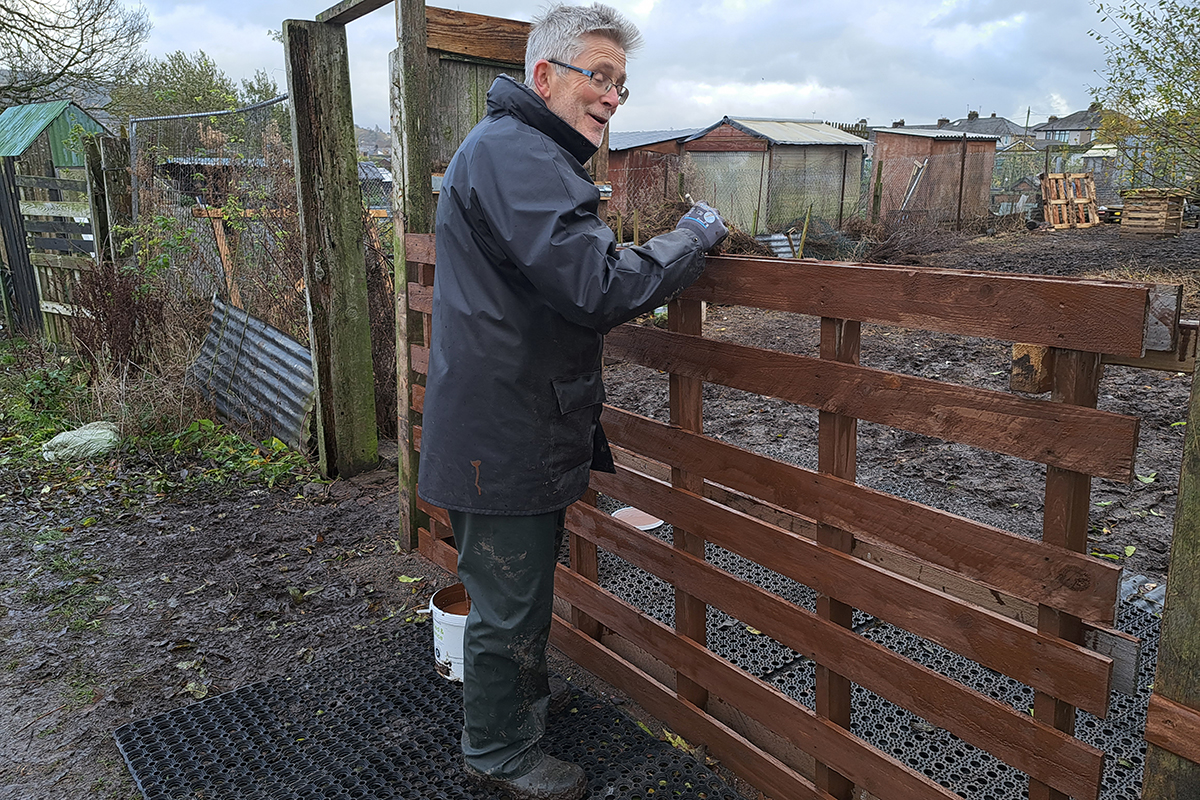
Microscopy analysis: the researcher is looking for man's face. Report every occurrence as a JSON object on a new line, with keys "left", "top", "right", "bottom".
{"left": 540, "top": 33, "right": 627, "bottom": 146}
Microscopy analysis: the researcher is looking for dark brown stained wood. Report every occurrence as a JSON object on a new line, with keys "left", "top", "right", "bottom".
{"left": 407, "top": 281, "right": 433, "bottom": 314}
{"left": 1030, "top": 348, "right": 1101, "bottom": 800}
{"left": 668, "top": 296, "right": 708, "bottom": 710}
{"left": 426, "top": 6, "right": 530, "bottom": 65}
{"left": 1104, "top": 318, "right": 1199, "bottom": 374}
{"left": 550, "top": 617, "right": 838, "bottom": 800}
{"left": 316, "top": 0, "right": 391, "bottom": 24}
{"left": 815, "top": 317, "right": 858, "bottom": 800}
{"left": 604, "top": 324, "right": 1139, "bottom": 482}
{"left": 588, "top": 464, "right": 1113, "bottom": 716}
{"left": 555, "top": 567, "right": 961, "bottom": 800}
{"left": 23, "top": 220, "right": 90, "bottom": 235}
{"left": 1146, "top": 694, "right": 1200, "bottom": 763}
{"left": 1144, "top": 362, "right": 1200, "bottom": 797}
{"left": 601, "top": 407, "right": 1120, "bottom": 622}
{"left": 682, "top": 255, "right": 1151, "bottom": 357}
{"left": 28, "top": 237, "right": 92, "bottom": 254}
{"left": 565, "top": 503, "right": 1105, "bottom": 798}
{"left": 684, "top": 139, "right": 769, "bottom": 153}
{"left": 405, "top": 232, "right": 436, "bottom": 264}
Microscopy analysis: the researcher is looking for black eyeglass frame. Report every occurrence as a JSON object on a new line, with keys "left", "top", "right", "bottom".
{"left": 548, "top": 59, "right": 629, "bottom": 105}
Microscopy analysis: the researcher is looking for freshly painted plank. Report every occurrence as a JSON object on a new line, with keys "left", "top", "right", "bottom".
{"left": 588, "top": 464, "right": 1113, "bottom": 717}
{"left": 566, "top": 503, "right": 1105, "bottom": 799}
{"left": 601, "top": 407, "right": 1121, "bottom": 622}
{"left": 554, "top": 567, "right": 962, "bottom": 800}
{"left": 684, "top": 255, "right": 1150, "bottom": 357}
{"left": 604, "top": 324, "right": 1139, "bottom": 481}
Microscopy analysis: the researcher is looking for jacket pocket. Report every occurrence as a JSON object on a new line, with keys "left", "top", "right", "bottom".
{"left": 552, "top": 371, "right": 606, "bottom": 414}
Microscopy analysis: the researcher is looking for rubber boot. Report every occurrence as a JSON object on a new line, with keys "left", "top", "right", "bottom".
{"left": 462, "top": 751, "right": 587, "bottom": 800}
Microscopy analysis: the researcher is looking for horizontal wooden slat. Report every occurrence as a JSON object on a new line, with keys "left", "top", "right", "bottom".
{"left": 405, "top": 232, "right": 436, "bottom": 265}
{"left": 15, "top": 175, "right": 87, "bottom": 192}
{"left": 566, "top": 503, "right": 1105, "bottom": 799}
{"left": 407, "top": 281, "right": 433, "bottom": 314}
{"left": 411, "top": 344, "right": 429, "bottom": 374}
{"left": 550, "top": 616, "right": 837, "bottom": 800}
{"left": 684, "top": 255, "right": 1151, "bottom": 357}
{"left": 426, "top": 6, "right": 530, "bottom": 65}
{"left": 555, "top": 568, "right": 960, "bottom": 800}
{"left": 22, "top": 219, "right": 91, "bottom": 235}
{"left": 589, "top": 463, "right": 1113, "bottom": 716}
{"left": 30, "top": 253, "right": 92, "bottom": 270}
{"left": 29, "top": 236, "right": 93, "bottom": 254}
{"left": 603, "top": 407, "right": 1120, "bottom": 622}
{"left": 606, "top": 325, "right": 1139, "bottom": 481}
{"left": 1146, "top": 694, "right": 1200, "bottom": 764}
{"left": 19, "top": 199, "right": 90, "bottom": 218}
{"left": 315, "top": 0, "right": 391, "bottom": 24}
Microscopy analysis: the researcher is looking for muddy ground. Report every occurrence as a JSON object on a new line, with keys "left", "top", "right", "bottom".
{"left": 2, "top": 224, "right": 1198, "bottom": 800}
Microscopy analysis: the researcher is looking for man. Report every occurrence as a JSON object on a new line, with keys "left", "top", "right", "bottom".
{"left": 417, "top": 4, "right": 727, "bottom": 799}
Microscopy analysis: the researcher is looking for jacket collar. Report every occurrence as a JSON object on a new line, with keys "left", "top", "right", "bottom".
{"left": 486, "top": 75, "right": 600, "bottom": 166}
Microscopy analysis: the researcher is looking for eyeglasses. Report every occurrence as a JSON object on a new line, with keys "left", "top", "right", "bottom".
{"left": 548, "top": 59, "right": 629, "bottom": 105}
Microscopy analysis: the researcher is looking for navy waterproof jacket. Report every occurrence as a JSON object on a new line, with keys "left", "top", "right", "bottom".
{"left": 417, "top": 76, "right": 708, "bottom": 515}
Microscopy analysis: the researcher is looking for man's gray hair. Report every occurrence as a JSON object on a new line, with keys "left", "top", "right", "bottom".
{"left": 524, "top": 3, "right": 643, "bottom": 88}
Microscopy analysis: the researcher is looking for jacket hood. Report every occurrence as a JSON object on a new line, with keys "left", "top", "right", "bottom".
{"left": 486, "top": 75, "right": 600, "bottom": 166}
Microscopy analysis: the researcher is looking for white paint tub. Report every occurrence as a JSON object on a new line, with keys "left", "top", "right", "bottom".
{"left": 430, "top": 583, "right": 470, "bottom": 681}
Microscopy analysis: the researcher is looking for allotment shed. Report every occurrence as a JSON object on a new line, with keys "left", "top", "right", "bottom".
{"left": 607, "top": 128, "right": 700, "bottom": 220}
{"left": 870, "top": 127, "right": 998, "bottom": 226}
{"left": 682, "top": 117, "right": 867, "bottom": 234}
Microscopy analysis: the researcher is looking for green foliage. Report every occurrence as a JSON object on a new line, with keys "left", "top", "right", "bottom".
{"left": 1090, "top": 0, "right": 1200, "bottom": 190}
{"left": 22, "top": 357, "right": 85, "bottom": 412}
{"left": 166, "top": 419, "right": 312, "bottom": 488}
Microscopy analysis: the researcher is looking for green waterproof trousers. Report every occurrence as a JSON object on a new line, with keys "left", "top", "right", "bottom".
{"left": 450, "top": 508, "right": 567, "bottom": 778}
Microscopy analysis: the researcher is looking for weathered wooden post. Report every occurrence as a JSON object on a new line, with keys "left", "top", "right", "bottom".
{"left": 391, "top": 0, "right": 433, "bottom": 549}
{"left": 1143, "top": 364, "right": 1200, "bottom": 797}
{"left": 283, "top": 18, "right": 379, "bottom": 479}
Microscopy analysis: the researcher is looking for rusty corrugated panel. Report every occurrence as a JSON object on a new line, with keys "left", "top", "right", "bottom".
{"left": 191, "top": 296, "right": 315, "bottom": 450}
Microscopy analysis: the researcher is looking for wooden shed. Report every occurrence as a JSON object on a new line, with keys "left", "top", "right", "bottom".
{"left": 870, "top": 127, "right": 998, "bottom": 226}
{"left": 0, "top": 100, "right": 108, "bottom": 337}
{"left": 682, "top": 117, "right": 866, "bottom": 234}
{"left": 607, "top": 128, "right": 699, "bottom": 221}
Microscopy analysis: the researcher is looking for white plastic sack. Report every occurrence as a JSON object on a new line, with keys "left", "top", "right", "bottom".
{"left": 41, "top": 421, "right": 120, "bottom": 462}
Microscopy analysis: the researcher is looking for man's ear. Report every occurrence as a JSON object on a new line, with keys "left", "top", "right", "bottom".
{"left": 531, "top": 59, "right": 555, "bottom": 102}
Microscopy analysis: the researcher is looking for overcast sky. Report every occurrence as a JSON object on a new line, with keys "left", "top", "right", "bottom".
{"left": 138, "top": 0, "right": 1116, "bottom": 134}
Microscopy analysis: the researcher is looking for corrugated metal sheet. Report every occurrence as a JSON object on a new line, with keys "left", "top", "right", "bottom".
{"left": 685, "top": 117, "right": 867, "bottom": 148}
{"left": 609, "top": 128, "right": 701, "bottom": 151}
{"left": 0, "top": 101, "right": 107, "bottom": 165}
{"left": 875, "top": 128, "right": 999, "bottom": 142}
{"left": 191, "top": 296, "right": 315, "bottom": 450}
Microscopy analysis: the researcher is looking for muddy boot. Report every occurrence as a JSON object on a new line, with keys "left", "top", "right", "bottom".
{"left": 462, "top": 752, "right": 587, "bottom": 800}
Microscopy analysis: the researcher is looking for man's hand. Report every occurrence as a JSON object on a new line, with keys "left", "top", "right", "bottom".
{"left": 675, "top": 201, "right": 729, "bottom": 251}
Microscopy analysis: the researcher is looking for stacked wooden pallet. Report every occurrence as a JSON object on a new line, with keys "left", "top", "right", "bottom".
{"left": 1041, "top": 173, "right": 1100, "bottom": 229}
{"left": 1120, "top": 188, "right": 1189, "bottom": 238}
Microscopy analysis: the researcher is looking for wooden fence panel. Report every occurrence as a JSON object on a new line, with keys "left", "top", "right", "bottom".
{"left": 403, "top": 232, "right": 1159, "bottom": 800}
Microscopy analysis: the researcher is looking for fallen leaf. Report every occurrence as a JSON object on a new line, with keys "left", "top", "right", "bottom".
{"left": 397, "top": 575, "right": 423, "bottom": 583}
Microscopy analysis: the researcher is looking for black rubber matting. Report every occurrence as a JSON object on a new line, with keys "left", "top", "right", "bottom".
{"left": 113, "top": 622, "right": 746, "bottom": 800}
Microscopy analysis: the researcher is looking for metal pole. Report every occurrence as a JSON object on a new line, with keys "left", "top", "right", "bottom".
{"left": 956, "top": 133, "right": 968, "bottom": 231}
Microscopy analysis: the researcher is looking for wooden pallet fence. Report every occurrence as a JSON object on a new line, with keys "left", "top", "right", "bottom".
{"left": 16, "top": 175, "right": 95, "bottom": 342}
{"left": 403, "top": 233, "right": 1170, "bottom": 800}
{"left": 1041, "top": 173, "right": 1100, "bottom": 230}
{"left": 1120, "top": 188, "right": 1189, "bottom": 238}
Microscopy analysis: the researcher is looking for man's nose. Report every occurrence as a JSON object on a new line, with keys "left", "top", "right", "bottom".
{"left": 599, "top": 85, "right": 620, "bottom": 109}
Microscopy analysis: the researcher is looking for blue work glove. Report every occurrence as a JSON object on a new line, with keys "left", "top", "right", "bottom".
{"left": 675, "top": 201, "right": 729, "bottom": 251}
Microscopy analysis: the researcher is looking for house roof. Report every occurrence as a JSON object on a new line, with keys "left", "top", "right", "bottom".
{"left": 0, "top": 100, "right": 108, "bottom": 165}
{"left": 686, "top": 117, "right": 868, "bottom": 147}
{"left": 940, "top": 114, "right": 1028, "bottom": 138}
{"left": 1035, "top": 108, "right": 1105, "bottom": 132}
{"left": 874, "top": 127, "right": 1000, "bottom": 142}
{"left": 608, "top": 128, "right": 700, "bottom": 151}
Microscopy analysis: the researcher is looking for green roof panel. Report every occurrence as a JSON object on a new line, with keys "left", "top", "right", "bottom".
{"left": 0, "top": 100, "right": 107, "bottom": 166}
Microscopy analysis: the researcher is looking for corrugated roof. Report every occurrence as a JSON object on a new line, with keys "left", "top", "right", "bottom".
{"left": 0, "top": 100, "right": 107, "bottom": 165}
{"left": 609, "top": 128, "right": 700, "bottom": 151}
{"left": 875, "top": 128, "right": 999, "bottom": 141}
{"left": 687, "top": 117, "right": 867, "bottom": 147}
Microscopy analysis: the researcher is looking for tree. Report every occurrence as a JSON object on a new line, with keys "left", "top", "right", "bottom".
{"left": 107, "top": 50, "right": 244, "bottom": 121}
{"left": 0, "top": 0, "right": 150, "bottom": 109}
{"left": 1090, "top": 0, "right": 1200, "bottom": 190}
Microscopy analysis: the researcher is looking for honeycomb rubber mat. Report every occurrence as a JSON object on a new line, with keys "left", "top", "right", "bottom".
{"left": 113, "top": 622, "right": 746, "bottom": 800}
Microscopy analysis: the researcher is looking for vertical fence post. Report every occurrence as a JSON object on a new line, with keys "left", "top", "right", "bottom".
{"left": 1143, "top": 364, "right": 1200, "bottom": 797}
{"left": 391, "top": 0, "right": 432, "bottom": 549}
{"left": 1028, "top": 347, "right": 1101, "bottom": 800}
{"left": 956, "top": 133, "right": 968, "bottom": 231}
{"left": 284, "top": 18, "right": 379, "bottom": 479}
{"left": 0, "top": 156, "right": 40, "bottom": 335}
{"left": 815, "top": 316, "right": 860, "bottom": 800}
{"left": 669, "top": 296, "right": 709, "bottom": 710}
